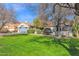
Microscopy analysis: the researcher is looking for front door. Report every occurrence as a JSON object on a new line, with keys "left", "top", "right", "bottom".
{"left": 19, "top": 27, "right": 27, "bottom": 33}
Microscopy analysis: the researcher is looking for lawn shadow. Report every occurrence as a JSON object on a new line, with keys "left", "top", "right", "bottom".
{"left": 27, "top": 35, "right": 79, "bottom": 56}
{"left": 54, "top": 38, "right": 79, "bottom": 56}
{"left": 28, "top": 36, "right": 52, "bottom": 46}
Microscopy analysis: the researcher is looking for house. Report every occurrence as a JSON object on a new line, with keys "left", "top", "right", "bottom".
{"left": 3, "top": 22, "right": 31, "bottom": 33}
{"left": 43, "top": 20, "right": 73, "bottom": 37}
{"left": 17, "top": 23, "right": 30, "bottom": 33}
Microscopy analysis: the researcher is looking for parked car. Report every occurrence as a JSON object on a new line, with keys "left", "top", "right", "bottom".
{"left": 43, "top": 28, "right": 52, "bottom": 35}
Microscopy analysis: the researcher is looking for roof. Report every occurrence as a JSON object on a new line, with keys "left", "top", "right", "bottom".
{"left": 46, "top": 20, "right": 54, "bottom": 27}
{"left": 17, "top": 23, "right": 29, "bottom": 28}
{"left": 4, "top": 22, "right": 32, "bottom": 29}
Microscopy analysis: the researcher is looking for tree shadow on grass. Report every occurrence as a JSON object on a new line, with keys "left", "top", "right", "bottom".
{"left": 28, "top": 36, "right": 52, "bottom": 45}
{"left": 28, "top": 36, "right": 79, "bottom": 56}
{"left": 54, "top": 38, "right": 79, "bottom": 56}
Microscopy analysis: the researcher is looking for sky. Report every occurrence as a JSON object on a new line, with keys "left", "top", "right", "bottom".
{"left": 3, "top": 3, "right": 74, "bottom": 23}
{"left": 4, "top": 3, "right": 39, "bottom": 23}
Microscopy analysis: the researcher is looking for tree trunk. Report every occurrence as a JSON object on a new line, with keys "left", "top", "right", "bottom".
{"left": 76, "top": 31, "right": 79, "bottom": 38}
{"left": 34, "top": 28, "right": 37, "bottom": 34}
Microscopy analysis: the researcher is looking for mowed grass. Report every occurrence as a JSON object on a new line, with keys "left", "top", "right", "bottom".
{"left": 0, "top": 34, "right": 79, "bottom": 56}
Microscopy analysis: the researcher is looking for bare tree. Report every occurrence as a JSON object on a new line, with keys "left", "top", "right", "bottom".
{"left": 39, "top": 3, "right": 48, "bottom": 27}
{"left": 53, "top": 4, "right": 75, "bottom": 36}
{"left": 39, "top": 3, "right": 75, "bottom": 36}
{"left": 0, "top": 4, "right": 17, "bottom": 32}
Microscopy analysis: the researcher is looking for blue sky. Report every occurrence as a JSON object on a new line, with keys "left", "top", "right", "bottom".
{"left": 4, "top": 3, "right": 74, "bottom": 23}
{"left": 4, "top": 3, "right": 39, "bottom": 23}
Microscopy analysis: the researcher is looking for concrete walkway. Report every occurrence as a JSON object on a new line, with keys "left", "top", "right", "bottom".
{"left": 0, "top": 32, "right": 27, "bottom": 36}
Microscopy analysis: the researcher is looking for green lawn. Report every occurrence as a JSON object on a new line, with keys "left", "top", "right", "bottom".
{"left": 0, "top": 34, "right": 79, "bottom": 56}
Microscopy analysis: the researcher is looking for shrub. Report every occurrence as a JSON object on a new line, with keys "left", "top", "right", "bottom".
{"left": 36, "top": 29, "right": 42, "bottom": 34}
{"left": 27, "top": 28, "right": 35, "bottom": 34}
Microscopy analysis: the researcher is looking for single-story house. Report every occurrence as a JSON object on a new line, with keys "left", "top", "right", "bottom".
{"left": 43, "top": 20, "right": 73, "bottom": 37}
{"left": 17, "top": 23, "right": 29, "bottom": 33}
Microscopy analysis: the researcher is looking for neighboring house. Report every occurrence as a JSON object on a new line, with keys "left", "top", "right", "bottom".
{"left": 4, "top": 22, "right": 19, "bottom": 32}
{"left": 44, "top": 20, "right": 73, "bottom": 37}
{"left": 3, "top": 22, "right": 31, "bottom": 33}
